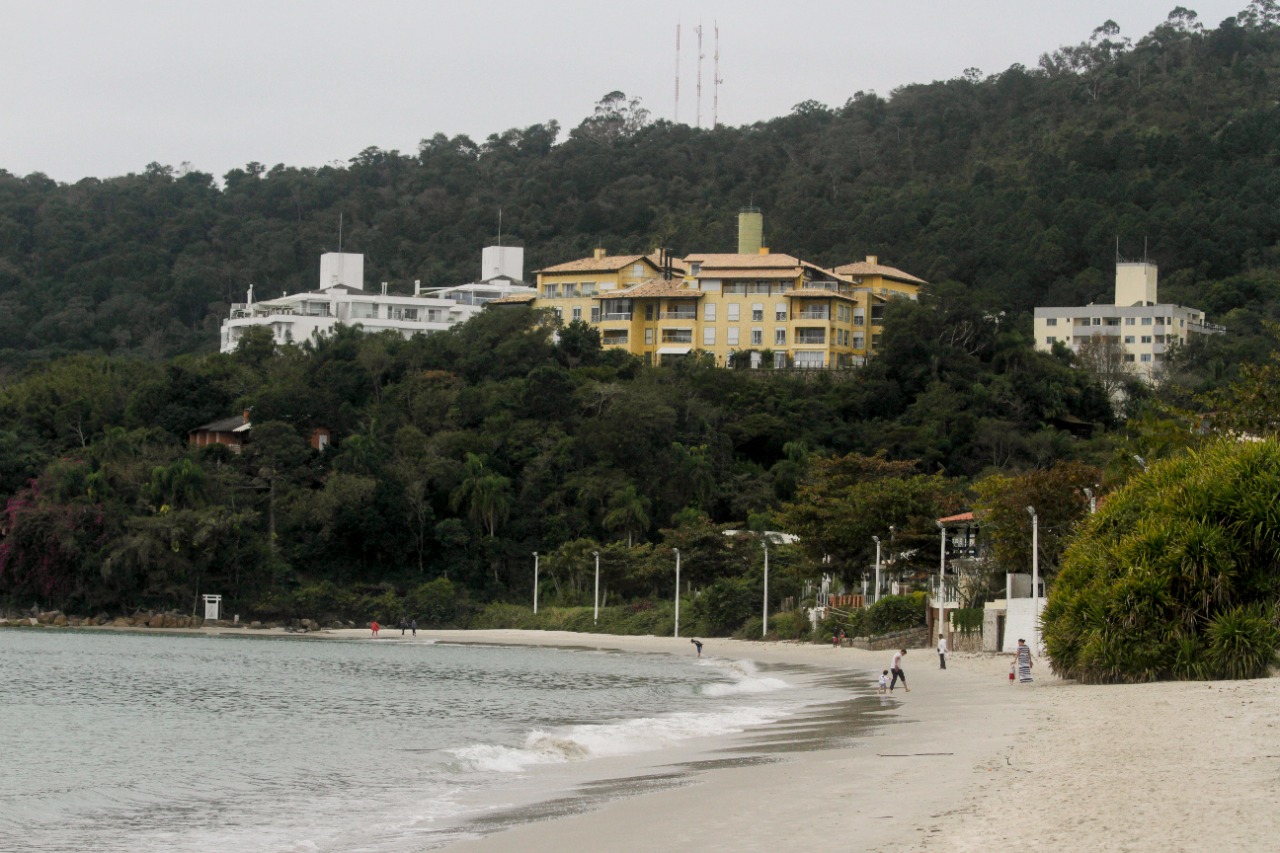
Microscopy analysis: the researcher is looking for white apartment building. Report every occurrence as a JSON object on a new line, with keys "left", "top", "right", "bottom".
{"left": 1033, "top": 261, "right": 1224, "bottom": 382}
{"left": 220, "top": 247, "right": 533, "bottom": 353}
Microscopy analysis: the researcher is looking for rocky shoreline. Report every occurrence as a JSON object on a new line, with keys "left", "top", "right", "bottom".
{"left": 0, "top": 608, "right": 358, "bottom": 633}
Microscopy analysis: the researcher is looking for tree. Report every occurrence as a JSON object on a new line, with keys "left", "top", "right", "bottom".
{"left": 603, "top": 484, "right": 651, "bottom": 547}
{"left": 450, "top": 453, "right": 512, "bottom": 539}
{"left": 1042, "top": 437, "right": 1280, "bottom": 683}
{"left": 972, "top": 460, "right": 1103, "bottom": 578}
{"left": 573, "top": 91, "right": 651, "bottom": 142}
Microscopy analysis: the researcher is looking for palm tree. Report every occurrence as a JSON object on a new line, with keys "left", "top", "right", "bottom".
{"left": 450, "top": 453, "right": 512, "bottom": 538}
{"left": 604, "top": 484, "right": 650, "bottom": 547}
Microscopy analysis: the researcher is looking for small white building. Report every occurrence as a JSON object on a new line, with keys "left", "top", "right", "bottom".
{"left": 220, "top": 247, "right": 533, "bottom": 353}
{"left": 1033, "top": 260, "right": 1224, "bottom": 382}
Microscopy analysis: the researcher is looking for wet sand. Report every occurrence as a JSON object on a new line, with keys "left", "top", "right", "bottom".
{"left": 381, "top": 629, "right": 1279, "bottom": 853}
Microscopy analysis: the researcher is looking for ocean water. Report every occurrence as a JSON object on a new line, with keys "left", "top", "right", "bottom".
{"left": 0, "top": 630, "right": 863, "bottom": 852}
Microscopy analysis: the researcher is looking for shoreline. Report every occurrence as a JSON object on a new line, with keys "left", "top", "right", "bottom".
{"left": 9, "top": 625, "right": 1277, "bottom": 851}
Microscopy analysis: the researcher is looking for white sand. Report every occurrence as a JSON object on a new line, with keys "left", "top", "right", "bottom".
{"left": 363, "top": 629, "right": 1279, "bottom": 853}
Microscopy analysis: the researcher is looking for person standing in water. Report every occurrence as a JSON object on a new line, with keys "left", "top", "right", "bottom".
{"left": 889, "top": 648, "right": 909, "bottom": 692}
{"left": 690, "top": 638, "right": 703, "bottom": 657}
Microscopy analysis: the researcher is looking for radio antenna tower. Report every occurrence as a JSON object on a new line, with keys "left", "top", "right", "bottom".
{"left": 713, "top": 22, "right": 723, "bottom": 129}
{"left": 674, "top": 23, "right": 681, "bottom": 123}
{"left": 695, "top": 23, "right": 704, "bottom": 129}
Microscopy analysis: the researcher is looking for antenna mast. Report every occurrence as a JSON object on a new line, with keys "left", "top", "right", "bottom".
{"left": 696, "top": 23, "right": 704, "bottom": 129}
{"left": 338, "top": 211, "right": 344, "bottom": 253}
{"left": 674, "top": 23, "right": 681, "bottom": 123}
{"left": 498, "top": 207, "right": 503, "bottom": 248}
{"left": 713, "top": 22, "right": 723, "bottom": 129}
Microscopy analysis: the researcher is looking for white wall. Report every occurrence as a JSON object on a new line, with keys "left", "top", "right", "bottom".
{"left": 1002, "top": 597, "right": 1045, "bottom": 654}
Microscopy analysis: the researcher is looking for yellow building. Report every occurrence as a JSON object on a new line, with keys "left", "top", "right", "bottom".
{"left": 511, "top": 244, "right": 925, "bottom": 368}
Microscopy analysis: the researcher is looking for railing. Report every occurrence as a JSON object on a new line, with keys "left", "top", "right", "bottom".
{"left": 794, "top": 333, "right": 827, "bottom": 345}
{"left": 1190, "top": 321, "right": 1227, "bottom": 334}
{"left": 796, "top": 310, "right": 830, "bottom": 320}
{"left": 660, "top": 310, "right": 697, "bottom": 320}
{"left": 601, "top": 312, "right": 633, "bottom": 321}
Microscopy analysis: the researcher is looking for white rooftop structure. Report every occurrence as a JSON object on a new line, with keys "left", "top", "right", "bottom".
{"left": 220, "top": 248, "right": 533, "bottom": 353}
{"left": 1033, "top": 260, "right": 1224, "bottom": 383}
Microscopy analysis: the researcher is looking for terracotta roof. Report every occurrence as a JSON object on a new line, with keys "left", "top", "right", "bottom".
{"left": 192, "top": 414, "right": 249, "bottom": 433}
{"left": 834, "top": 261, "right": 927, "bottom": 286}
{"left": 592, "top": 278, "right": 702, "bottom": 299}
{"left": 938, "top": 511, "right": 975, "bottom": 524}
{"left": 535, "top": 254, "right": 663, "bottom": 275}
{"left": 684, "top": 252, "right": 804, "bottom": 269}
{"left": 703, "top": 268, "right": 802, "bottom": 280}
{"left": 486, "top": 293, "right": 537, "bottom": 305}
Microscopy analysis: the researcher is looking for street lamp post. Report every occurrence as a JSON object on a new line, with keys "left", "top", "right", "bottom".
{"left": 937, "top": 521, "right": 946, "bottom": 643}
{"left": 1025, "top": 506, "right": 1039, "bottom": 650}
{"left": 673, "top": 547, "right": 681, "bottom": 638}
{"left": 872, "top": 535, "right": 881, "bottom": 605}
{"left": 761, "top": 540, "right": 769, "bottom": 638}
{"left": 532, "top": 551, "right": 539, "bottom": 614}
{"left": 593, "top": 550, "right": 600, "bottom": 625}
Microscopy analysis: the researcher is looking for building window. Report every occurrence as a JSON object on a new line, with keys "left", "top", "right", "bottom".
{"left": 690, "top": 262, "right": 701, "bottom": 276}
{"left": 591, "top": 307, "right": 601, "bottom": 323}
{"left": 776, "top": 303, "right": 787, "bottom": 321}
{"left": 872, "top": 333, "right": 882, "bottom": 348}
{"left": 727, "top": 328, "right": 739, "bottom": 346}
{"left": 645, "top": 328, "right": 654, "bottom": 345}
{"left": 544, "top": 284, "right": 559, "bottom": 298}
{"left": 1045, "top": 318, "right": 1058, "bottom": 327}
{"left": 662, "top": 329, "right": 693, "bottom": 344}
{"left": 853, "top": 334, "right": 865, "bottom": 349}
{"left": 704, "top": 303, "right": 716, "bottom": 322}
{"left": 1125, "top": 317, "right": 1135, "bottom": 325}
{"left": 632, "top": 263, "right": 645, "bottom": 276}
{"left": 794, "top": 352, "right": 825, "bottom": 368}
{"left": 703, "top": 327, "right": 716, "bottom": 346}
{"left": 1141, "top": 335, "right": 1152, "bottom": 344}
{"left": 853, "top": 311, "right": 865, "bottom": 325}
{"left": 581, "top": 282, "right": 596, "bottom": 295}
{"left": 1124, "top": 354, "right": 1136, "bottom": 362}
{"left": 603, "top": 330, "right": 629, "bottom": 345}
{"left": 645, "top": 304, "right": 654, "bottom": 320}
{"left": 553, "top": 308, "right": 563, "bottom": 321}
{"left": 1092, "top": 317, "right": 1102, "bottom": 326}
{"left": 752, "top": 303, "right": 764, "bottom": 321}
{"left": 775, "top": 328, "right": 786, "bottom": 346}
{"left": 795, "top": 328, "right": 826, "bottom": 345}
{"left": 1124, "top": 335, "right": 1135, "bottom": 344}
{"left": 1046, "top": 337, "right": 1057, "bottom": 344}
{"left": 870, "top": 306, "right": 884, "bottom": 323}
{"left": 1141, "top": 317, "right": 1153, "bottom": 325}
{"left": 751, "top": 329, "right": 763, "bottom": 345}
{"left": 728, "top": 304, "right": 740, "bottom": 322}
{"left": 1155, "top": 317, "right": 1165, "bottom": 325}
{"left": 572, "top": 307, "right": 582, "bottom": 321}
{"left": 1140, "top": 353, "right": 1152, "bottom": 362}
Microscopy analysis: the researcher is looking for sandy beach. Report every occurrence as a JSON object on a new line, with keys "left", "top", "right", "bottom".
{"left": 351, "top": 629, "right": 1280, "bottom": 853}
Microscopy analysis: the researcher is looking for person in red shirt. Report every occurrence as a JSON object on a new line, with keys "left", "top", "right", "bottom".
{"left": 371, "top": 620, "right": 380, "bottom": 637}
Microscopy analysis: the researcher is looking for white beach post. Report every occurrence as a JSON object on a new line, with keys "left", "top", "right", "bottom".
{"left": 937, "top": 521, "right": 946, "bottom": 643}
{"left": 673, "top": 547, "right": 681, "bottom": 638}
{"left": 1026, "top": 506, "right": 1039, "bottom": 650}
{"left": 872, "top": 535, "right": 881, "bottom": 604}
{"left": 202, "top": 594, "right": 222, "bottom": 621}
{"left": 593, "top": 550, "right": 600, "bottom": 625}
{"left": 532, "top": 551, "right": 539, "bottom": 615}
{"left": 761, "top": 540, "right": 769, "bottom": 638}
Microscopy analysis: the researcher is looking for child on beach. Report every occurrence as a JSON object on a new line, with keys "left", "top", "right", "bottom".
{"left": 878, "top": 670, "right": 888, "bottom": 694}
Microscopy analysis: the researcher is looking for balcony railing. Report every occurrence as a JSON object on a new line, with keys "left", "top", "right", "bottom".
{"left": 796, "top": 309, "right": 830, "bottom": 320}
{"left": 660, "top": 310, "right": 697, "bottom": 320}
{"left": 601, "top": 312, "right": 633, "bottom": 321}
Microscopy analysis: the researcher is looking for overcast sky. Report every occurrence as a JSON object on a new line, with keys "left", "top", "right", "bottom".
{"left": 2, "top": 1, "right": 1252, "bottom": 183}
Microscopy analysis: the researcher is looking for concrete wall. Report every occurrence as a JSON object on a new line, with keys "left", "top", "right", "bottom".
{"left": 1002, "top": 597, "right": 1044, "bottom": 654}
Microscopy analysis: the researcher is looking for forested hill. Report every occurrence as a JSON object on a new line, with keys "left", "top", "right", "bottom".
{"left": 4, "top": 7, "right": 1280, "bottom": 364}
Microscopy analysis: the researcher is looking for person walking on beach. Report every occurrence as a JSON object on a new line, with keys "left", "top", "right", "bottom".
{"left": 691, "top": 638, "right": 703, "bottom": 657}
{"left": 1015, "top": 638, "right": 1034, "bottom": 683}
{"left": 889, "top": 649, "right": 909, "bottom": 692}
{"left": 938, "top": 633, "right": 948, "bottom": 669}
{"left": 370, "top": 620, "right": 380, "bottom": 637}
{"left": 400, "top": 618, "right": 408, "bottom": 636}
{"left": 411, "top": 618, "right": 417, "bottom": 637}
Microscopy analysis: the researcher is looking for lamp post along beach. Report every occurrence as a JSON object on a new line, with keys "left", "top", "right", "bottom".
{"left": 937, "top": 521, "right": 946, "bottom": 642}
{"left": 761, "top": 540, "right": 769, "bottom": 638}
{"left": 532, "top": 551, "right": 539, "bottom": 615}
{"left": 673, "top": 547, "right": 681, "bottom": 639}
{"left": 593, "top": 550, "right": 600, "bottom": 625}
{"left": 872, "top": 535, "right": 881, "bottom": 604}
{"left": 1026, "top": 506, "right": 1039, "bottom": 650}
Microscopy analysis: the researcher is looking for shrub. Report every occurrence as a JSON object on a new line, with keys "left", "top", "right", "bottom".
{"left": 950, "top": 607, "right": 984, "bottom": 635}
{"left": 1042, "top": 437, "right": 1280, "bottom": 683}
{"left": 767, "top": 609, "right": 811, "bottom": 641}
{"left": 693, "top": 576, "right": 759, "bottom": 636}
{"left": 404, "top": 577, "right": 466, "bottom": 627}
{"left": 866, "top": 594, "right": 925, "bottom": 635}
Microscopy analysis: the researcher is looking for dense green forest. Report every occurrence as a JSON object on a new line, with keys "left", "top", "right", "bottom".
{"left": 4, "top": 6, "right": 1280, "bottom": 636}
